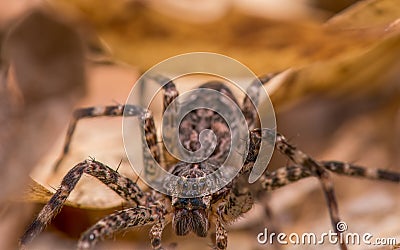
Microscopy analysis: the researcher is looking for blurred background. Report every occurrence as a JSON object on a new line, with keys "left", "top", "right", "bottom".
{"left": 0, "top": 0, "right": 399, "bottom": 249}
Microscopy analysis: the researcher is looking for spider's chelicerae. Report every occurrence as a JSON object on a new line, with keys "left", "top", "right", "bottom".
{"left": 20, "top": 74, "right": 400, "bottom": 250}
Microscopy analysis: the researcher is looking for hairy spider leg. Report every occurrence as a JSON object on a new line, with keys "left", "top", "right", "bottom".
{"left": 139, "top": 74, "right": 180, "bottom": 113}
{"left": 235, "top": 127, "right": 345, "bottom": 250}
{"left": 322, "top": 161, "right": 400, "bottom": 182}
{"left": 20, "top": 159, "right": 152, "bottom": 247}
{"left": 215, "top": 210, "right": 228, "bottom": 250}
{"left": 241, "top": 73, "right": 278, "bottom": 130}
{"left": 52, "top": 75, "right": 179, "bottom": 172}
{"left": 243, "top": 74, "right": 349, "bottom": 250}
{"left": 139, "top": 74, "right": 180, "bottom": 167}
{"left": 258, "top": 162, "right": 399, "bottom": 192}
{"left": 149, "top": 217, "right": 167, "bottom": 250}
{"left": 77, "top": 205, "right": 166, "bottom": 250}
{"left": 52, "top": 104, "right": 156, "bottom": 169}
{"left": 244, "top": 130, "right": 399, "bottom": 245}
{"left": 274, "top": 132, "right": 346, "bottom": 250}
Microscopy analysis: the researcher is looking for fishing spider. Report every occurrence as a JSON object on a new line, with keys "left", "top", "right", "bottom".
{"left": 20, "top": 74, "right": 400, "bottom": 250}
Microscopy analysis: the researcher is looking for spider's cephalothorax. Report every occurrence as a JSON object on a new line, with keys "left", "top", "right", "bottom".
{"left": 167, "top": 163, "right": 215, "bottom": 238}
{"left": 167, "top": 161, "right": 229, "bottom": 238}
{"left": 20, "top": 74, "right": 400, "bottom": 250}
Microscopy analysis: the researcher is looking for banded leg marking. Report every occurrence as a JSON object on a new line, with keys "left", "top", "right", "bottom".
{"left": 259, "top": 165, "right": 312, "bottom": 191}
{"left": 149, "top": 218, "right": 166, "bottom": 250}
{"left": 241, "top": 73, "right": 278, "bottom": 130}
{"left": 274, "top": 132, "right": 346, "bottom": 250}
{"left": 140, "top": 74, "right": 180, "bottom": 166}
{"left": 323, "top": 161, "right": 400, "bottom": 183}
{"left": 215, "top": 210, "right": 228, "bottom": 250}
{"left": 20, "top": 159, "right": 146, "bottom": 247}
{"left": 53, "top": 104, "right": 160, "bottom": 171}
{"left": 78, "top": 206, "right": 162, "bottom": 249}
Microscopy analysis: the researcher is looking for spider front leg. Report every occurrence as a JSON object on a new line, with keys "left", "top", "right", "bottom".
{"left": 322, "top": 160, "right": 400, "bottom": 182}
{"left": 53, "top": 75, "right": 179, "bottom": 172}
{"left": 212, "top": 186, "right": 254, "bottom": 250}
{"left": 263, "top": 131, "right": 346, "bottom": 249}
{"left": 241, "top": 129, "right": 346, "bottom": 249}
{"left": 149, "top": 217, "right": 167, "bottom": 250}
{"left": 53, "top": 104, "right": 158, "bottom": 171}
{"left": 78, "top": 205, "right": 166, "bottom": 249}
{"left": 220, "top": 186, "right": 254, "bottom": 223}
{"left": 139, "top": 74, "right": 179, "bottom": 113}
{"left": 215, "top": 215, "right": 228, "bottom": 250}
{"left": 140, "top": 74, "right": 181, "bottom": 165}
{"left": 258, "top": 165, "right": 312, "bottom": 191}
{"left": 257, "top": 162, "right": 400, "bottom": 190}
{"left": 20, "top": 159, "right": 148, "bottom": 248}
{"left": 241, "top": 73, "right": 278, "bottom": 130}
{"left": 248, "top": 129, "right": 399, "bottom": 250}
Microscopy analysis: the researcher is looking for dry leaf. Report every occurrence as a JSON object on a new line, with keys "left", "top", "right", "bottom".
{"left": 327, "top": 0, "right": 400, "bottom": 29}
{"left": 47, "top": 0, "right": 379, "bottom": 73}
{"left": 44, "top": 0, "right": 400, "bottom": 110}
{"left": 10, "top": 1, "right": 400, "bottom": 250}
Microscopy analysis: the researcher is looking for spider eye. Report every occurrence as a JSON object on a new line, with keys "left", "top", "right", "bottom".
{"left": 191, "top": 198, "right": 201, "bottom": 207}
{"left": 173, "top": 197, "right": 208, "bottom": 209}
{"left": 173, "top": 198, "right": 188, "bottom": 207}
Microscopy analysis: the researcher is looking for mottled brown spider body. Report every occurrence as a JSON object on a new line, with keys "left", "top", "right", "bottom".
{"left": 20, "top": 75, "right": 400, "bottom": 250}
{"left": 177, "top": 81, "right": 237, "bottom": 164}
{"left": 168, "top": 81, "right": 238, "bottom": 239}
{"left": 172, "top": 195, "right": 211, "bottom": 237}
{"left": 168, "top": 163, "right": 222, "bottom": 238}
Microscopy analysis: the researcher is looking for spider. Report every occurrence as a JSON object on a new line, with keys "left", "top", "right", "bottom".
{"left": 20, "top": 74, "right": 400, "bottom": 250}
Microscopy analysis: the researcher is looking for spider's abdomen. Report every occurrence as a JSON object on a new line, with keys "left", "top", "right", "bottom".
{"left": 178, "top": 81, "right": 238, "bottom": 165}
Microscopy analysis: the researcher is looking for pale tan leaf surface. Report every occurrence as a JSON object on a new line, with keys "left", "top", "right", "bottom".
{"left": 29, "top": 64, "right": 143, "bottom": 210}
{"left": 18, "top": 179, "right": 89, "bottom": 209}
{"left": 267, "top": 32, "right": 400, "bottom": 109}
{"left": 327, "top": 0, "right": 400, "bottom": 28}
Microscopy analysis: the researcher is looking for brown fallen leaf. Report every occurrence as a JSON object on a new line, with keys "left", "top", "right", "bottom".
{"left": 13, "top": 1, "right": 400, "bottom": 250}
{"left": 327, "top": 0, "right": 400, "bottom": 29}
{"left": 44, "top": 0, "right": 400, "bottom": 110}
{"left": 266, "top": 31, "right": 400, "bottom": 110}
{"left": 48, "top": 0, "right": 380, "bottom": 73}
{"left": 23, "top": 0, "right": 400, "bottom": 220}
